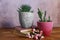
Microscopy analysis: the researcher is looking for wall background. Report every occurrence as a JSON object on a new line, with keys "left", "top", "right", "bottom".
{"left": 0, "top": 0, "right": 60, "bottom": 28}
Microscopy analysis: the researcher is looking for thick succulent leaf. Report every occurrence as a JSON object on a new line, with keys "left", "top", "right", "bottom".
{"left": 43, "top": 11, "right": 47, "bottom": 22}
{"left": 38, "top": 8, "right": 43, "bottom": 21}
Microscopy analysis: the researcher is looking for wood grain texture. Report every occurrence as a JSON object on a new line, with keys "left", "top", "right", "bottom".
{"left": 0, "top": 27, "right": 60, "bottom": 40}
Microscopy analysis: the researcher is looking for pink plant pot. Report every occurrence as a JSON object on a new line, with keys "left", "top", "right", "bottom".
{"left": 37, "top": 22, "right": 53, "bottom": 36}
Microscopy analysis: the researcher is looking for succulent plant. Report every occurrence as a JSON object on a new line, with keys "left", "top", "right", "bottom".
{"left": 17, "top": 5, "right": 31, "bottom": 12}
{"left": 37, "top": 8, "right": 51, "bottom": 22}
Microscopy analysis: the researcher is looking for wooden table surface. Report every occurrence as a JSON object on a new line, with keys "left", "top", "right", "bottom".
{"left": 0, "top": 27, "right": 60, "bottom": 40}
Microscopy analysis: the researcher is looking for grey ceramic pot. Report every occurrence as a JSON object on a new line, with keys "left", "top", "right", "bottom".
{"left": 19, "top": 12, "right": 34, "bottom": 28}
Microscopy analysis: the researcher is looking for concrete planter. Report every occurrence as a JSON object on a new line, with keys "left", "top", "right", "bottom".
{"left": 19, "top": 12, "right": 34, "bottom": 28}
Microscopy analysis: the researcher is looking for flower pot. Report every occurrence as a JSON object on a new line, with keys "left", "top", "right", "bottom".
{"left": 19, "top": 12, "right": 34, "bottom": 28}
{"left": 37, "top": 22, "right": 53, "bottom": 36}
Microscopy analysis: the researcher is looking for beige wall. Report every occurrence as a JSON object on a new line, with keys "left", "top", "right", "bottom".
{"left": 0, "top": 0, "right": 60, "bottom": 28}
{"left": 57, "top": 0, "right": 60, "bottom": 27}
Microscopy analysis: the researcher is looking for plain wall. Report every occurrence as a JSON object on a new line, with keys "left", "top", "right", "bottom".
{"left": 0, "top": 0, "right": 60, "bottom": 28}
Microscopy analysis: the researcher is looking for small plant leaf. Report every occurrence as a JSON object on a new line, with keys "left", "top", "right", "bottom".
{"left": 47, "top": 16, "right": 51, "bottom": 22}
{"left": 38, "top": 8, "right": 43, "bottom": 21}
{"left": 43, "top": 11, "right": 47, "bottom": 22}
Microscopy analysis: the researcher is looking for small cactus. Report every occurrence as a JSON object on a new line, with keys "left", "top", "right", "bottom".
{"left": 38, "top": 8, "right": 43, "bottom": 22}
{"left": 43, "top": 11, "right": 47, "bottom": 22}
{"left": 37, "top": 8, "right": 51, "bottom": 22}
{"left": 47, "top": 16, "right": 51, "bottom": 22}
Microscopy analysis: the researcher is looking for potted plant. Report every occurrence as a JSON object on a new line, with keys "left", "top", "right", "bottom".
{"left": 17, "top": 5, "right": 34, "bottom": 28}
{"left": 37, "top": 8, "right": 53, "bottom": 36}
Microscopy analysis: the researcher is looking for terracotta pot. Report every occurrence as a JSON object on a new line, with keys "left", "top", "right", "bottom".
{"left": 37, "top": 22, "right": 53, "bottom": 36}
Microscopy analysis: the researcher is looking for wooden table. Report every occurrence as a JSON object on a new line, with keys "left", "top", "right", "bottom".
{"left": 0, "top": 27, "right": 60, "bottom": 40}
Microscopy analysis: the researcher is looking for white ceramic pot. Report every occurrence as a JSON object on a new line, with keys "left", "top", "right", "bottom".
{"left": 19, "top": 12, "right": 34, "bottom": 28}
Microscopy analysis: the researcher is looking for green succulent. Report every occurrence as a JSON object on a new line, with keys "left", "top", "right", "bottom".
{"left": 17, "top": 5, "right": 31, "bottom": 12}
{"left": 37, "top": 8, "right": 51, "bottom": 22}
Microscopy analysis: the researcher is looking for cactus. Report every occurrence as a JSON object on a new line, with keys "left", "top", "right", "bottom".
{"left": 38, "top": 8, "right": 43, "bottom": 22}
{"left": 37, "top": 8, "right": 51, "bottom": 22}
{"left": 47, "top": 16, "right": 51, "bottom": 22}
{"left": 43, "top": 11, "right": 47, "bottom": 22}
